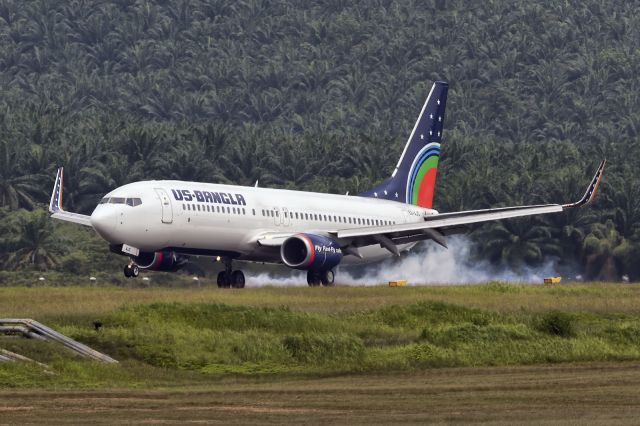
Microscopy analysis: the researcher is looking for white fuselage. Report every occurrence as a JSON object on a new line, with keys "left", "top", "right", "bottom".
{"left": 90, "top": 180, "right": 438, "bottom": 265}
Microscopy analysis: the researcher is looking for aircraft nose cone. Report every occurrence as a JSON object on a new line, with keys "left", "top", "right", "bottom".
{"left": 90, "top": 208, "right": 117, "bottom": 240}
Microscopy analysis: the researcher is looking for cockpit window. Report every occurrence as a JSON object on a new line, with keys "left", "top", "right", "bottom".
{"left": 102, "top": 197, "right": 141, "bottom": 206}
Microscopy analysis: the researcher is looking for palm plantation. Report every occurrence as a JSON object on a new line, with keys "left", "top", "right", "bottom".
{"left": 0, "top": 0, "right": 637, "bottom": 279}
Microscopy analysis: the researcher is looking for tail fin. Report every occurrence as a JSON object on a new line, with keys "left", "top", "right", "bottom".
{"left": 361, "top": 81, "right": 448, "bottom": 208}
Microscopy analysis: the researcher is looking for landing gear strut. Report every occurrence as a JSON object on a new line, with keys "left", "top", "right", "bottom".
{"left": 217, "top": 258, "right": 245, "bottom": 288}
{"left": 123, "top": 261, "right": 139, "bottom": 278}
{"left": 307, "top": 270, "right": 335, "bottom": 287}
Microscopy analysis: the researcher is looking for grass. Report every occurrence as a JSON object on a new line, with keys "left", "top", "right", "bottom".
{"left": 3, "top": 282, "right": 640, "bottom": 423}
{"left": 2, "top": 283, "right": 640, "bottom": 389}
{"left": 3, "top": 364, "right": 640, "bottom": 424}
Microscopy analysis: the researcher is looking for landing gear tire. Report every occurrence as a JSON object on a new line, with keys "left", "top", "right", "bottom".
{"left": 124, "top": 264, "right": 140, "bottom": 278}
{"left": 307, "top": 270, "right": 321, "bottom": 287}
{"left": 217, "top": 271, "right": 231, "bottom": 288}
{"left": 320, "top": 270, "right": 335, "bottom": 286}
{"left": 231, "top": 270, "right": 245, "bottom": 288}
{"left": 217, "top": 257, "right": 246, "bottom": 289}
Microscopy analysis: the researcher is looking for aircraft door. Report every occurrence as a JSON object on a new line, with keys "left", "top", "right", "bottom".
{"left": 273, "top": 207, "right": 281, "bottom": 226}
{"left": 155, "top": 188, "right": 173, "bottom": 224}
{"left": 282, "top": 207, "right": 291, "bottom": 226}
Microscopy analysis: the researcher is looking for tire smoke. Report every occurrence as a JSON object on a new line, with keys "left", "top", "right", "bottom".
{"left": 247, "top": 236, "right": 559, "bottom": 286}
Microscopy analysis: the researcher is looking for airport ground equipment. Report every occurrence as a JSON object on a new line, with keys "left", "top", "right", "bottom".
{"left": 0, "top": 318, "right": 118, "bottom": 363}
{"left": 389, "top": 280, "right": 408, "bottom": 287}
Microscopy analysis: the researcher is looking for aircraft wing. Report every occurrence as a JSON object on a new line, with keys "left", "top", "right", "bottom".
{"left": 241, "top": 160, "right": 605, "bottom": 256}
{"left": 333, "top": 160, "right": 606, "bottom": 254}
{"left": 49, "top": 167, "right": 93, "bottom": 227}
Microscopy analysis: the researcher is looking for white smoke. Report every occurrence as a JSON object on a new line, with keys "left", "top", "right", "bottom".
{"left": 247, "top": 236, "right": 560, "bottom": 287}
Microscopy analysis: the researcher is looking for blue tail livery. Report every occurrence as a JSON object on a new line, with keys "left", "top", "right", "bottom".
{"left": 361, "top": 81, "right": 448, "bottom": 208}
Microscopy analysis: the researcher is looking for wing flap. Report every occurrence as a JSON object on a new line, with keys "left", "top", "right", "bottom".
{"left": 337, "top": 205, "right": 563, "bottom": 239}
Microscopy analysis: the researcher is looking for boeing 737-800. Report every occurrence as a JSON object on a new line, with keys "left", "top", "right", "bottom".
{"left": 49, "top": 81, "right": 605, "bottom": 287}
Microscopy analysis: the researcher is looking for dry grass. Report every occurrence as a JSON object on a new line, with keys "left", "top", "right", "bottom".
{"left": 2, "top": 363, "right": 640, "bottom": 424}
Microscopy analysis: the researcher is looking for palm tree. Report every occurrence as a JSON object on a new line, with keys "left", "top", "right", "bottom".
{"left": 0, "top": 141, "right": 44, "bottom": 210}
{"left": 4, "top": 209, "right": 62, "bottom": 270}
{"left": 473, "top": 217, "right": 562, "bottom": 268}
{"left": 582, "top": 220, "right": 625, "bottom": 281}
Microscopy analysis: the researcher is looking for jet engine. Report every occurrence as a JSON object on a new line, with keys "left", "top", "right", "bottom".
{"left": 280, "top": 234, "right": 343, "bottom": 271}
{"left": 134, "top": 250, "right": 189, "bottom": 272}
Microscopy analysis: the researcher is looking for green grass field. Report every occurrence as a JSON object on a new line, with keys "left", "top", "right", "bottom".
{"left": 2, "top": 283, "right": 640, "bottom": 423}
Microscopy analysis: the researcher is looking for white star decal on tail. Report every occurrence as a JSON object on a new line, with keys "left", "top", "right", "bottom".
{"left": 420, "top": 134, "right": 424, "bottom": 140}
{"left": 374, "top": 192, "right": 378, "bottom": 197}
{"left": 395, "top": 192, "right": 399, "bottom": 198}
{"left": 437, "top": 99, "right": 440, "bottom": 105}
{"left": 384, "top": 190, "right": 388, "bottom": 195}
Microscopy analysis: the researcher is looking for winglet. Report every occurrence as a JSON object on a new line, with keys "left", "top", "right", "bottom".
{"left": 49, "top": 167, "right": 64, "bottom": 213}
{"left": 563, "top": 159, "right": 606, "bottom": 209}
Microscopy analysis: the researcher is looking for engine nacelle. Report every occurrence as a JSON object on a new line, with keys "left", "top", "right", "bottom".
{"left": 134, "top": 251, "right": 188, "bottom": 272}
{"left": 280, "top": 234, "right": 343, "bottom": 271}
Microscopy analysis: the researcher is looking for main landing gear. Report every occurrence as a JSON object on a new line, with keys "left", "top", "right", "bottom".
{"left": 217, "top": 258, "right": 245, "bottom": 288}
{"left": 307, "top": 270, "right": 335, "bottom": 287}
{"left": 123, "top": 261, "right": 139, "bottom": 278}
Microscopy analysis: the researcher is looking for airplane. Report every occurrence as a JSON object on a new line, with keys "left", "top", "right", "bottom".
{"left": 49, "top": 81, "right": 606, "bottom": 288}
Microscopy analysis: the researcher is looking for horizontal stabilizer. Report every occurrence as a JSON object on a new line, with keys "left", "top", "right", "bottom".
{"left": 48, "top": 167, "right": 93, "bottom": 227}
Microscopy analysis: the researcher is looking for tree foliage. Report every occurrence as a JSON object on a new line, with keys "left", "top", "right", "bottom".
{"left": 0, "top": 0, "right": 638, "bottom": 279}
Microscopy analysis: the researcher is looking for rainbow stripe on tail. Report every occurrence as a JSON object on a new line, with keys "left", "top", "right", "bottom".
{"left": 361, "top": 81, "right": 448, "bottom": 209}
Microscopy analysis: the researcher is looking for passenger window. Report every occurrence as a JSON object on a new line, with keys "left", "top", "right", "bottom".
{"left": 252, "top": 209, "right": 255, "bottom": 215}
{"left": 276, "top": 211, "right": 279, "bottom": 217}
{"left": 182, "top": 204, "right": 186, "bottom": 210}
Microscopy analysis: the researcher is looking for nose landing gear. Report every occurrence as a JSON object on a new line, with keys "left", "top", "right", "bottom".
{"left": 217, "top": 258, "right": 245, "bottom": 288}
{"left": 124, "top": 261, "right": 139, "bottom": 278}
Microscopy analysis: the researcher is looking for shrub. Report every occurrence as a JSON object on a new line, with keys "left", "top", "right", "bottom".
{"left": 538, "top": 311, "right": 576, "bottom": 338}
